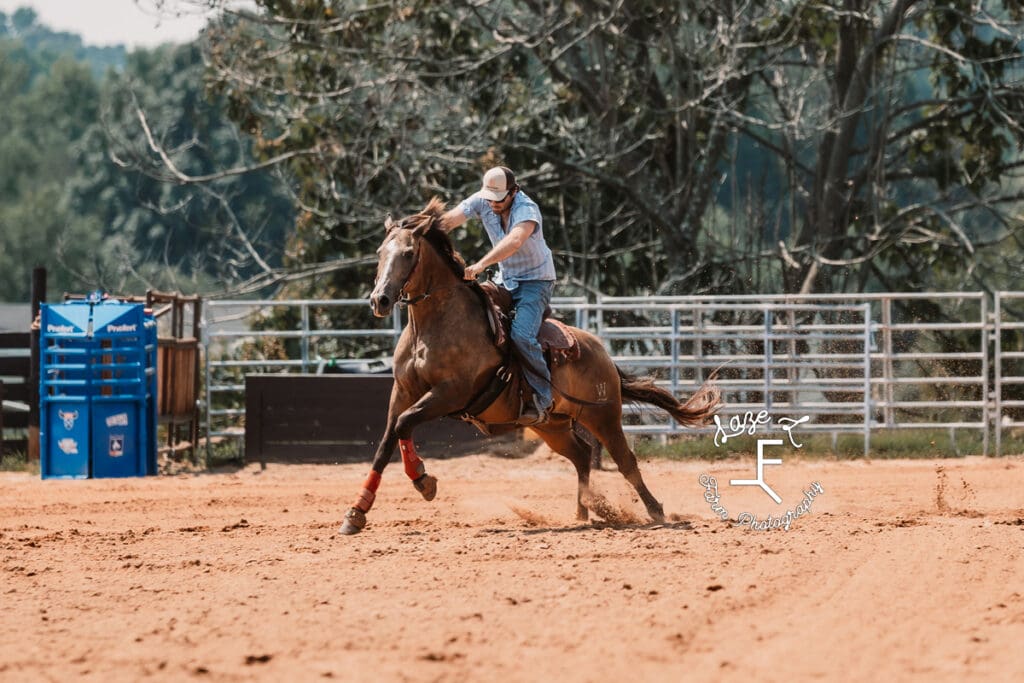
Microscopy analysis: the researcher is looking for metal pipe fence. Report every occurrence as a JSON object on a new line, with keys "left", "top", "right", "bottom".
{"left": 200, "top": 292, "right": 1018, "bottom": 458}
{"left": 995, "top": 292, "right": 1024, "bottom": 455}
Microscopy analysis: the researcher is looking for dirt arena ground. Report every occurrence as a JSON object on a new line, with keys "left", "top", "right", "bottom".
{"left": 2, "top": 448, "right": 1023, "bottom": 682}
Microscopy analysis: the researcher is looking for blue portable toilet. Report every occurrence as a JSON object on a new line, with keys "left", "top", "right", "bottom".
{"left": 40, "top": 297, "right": 158, "bottom": 479}
{"left": 90, "top": 302, "right": 150, "bottom": 478}
{"left": 144, "top": 311, "right": 158, "bottom": 475}
{"left": 39, "top": 303, "right": 93, "bottom": 478}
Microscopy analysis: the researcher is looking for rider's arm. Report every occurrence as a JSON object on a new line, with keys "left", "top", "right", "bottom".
{"left": 440, "top": 208, "right": 468, "bottom": 233}
{"left": 464, "top": 221, "right": 536, "bottom": 280}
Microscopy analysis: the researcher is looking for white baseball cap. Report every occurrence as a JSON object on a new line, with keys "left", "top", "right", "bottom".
{"left": 476, "top": 166, "right": 516, "bottom": 201}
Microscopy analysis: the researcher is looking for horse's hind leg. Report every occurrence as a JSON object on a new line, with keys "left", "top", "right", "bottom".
{"left": 584, "top": 416, "right": 665, "bottom": 523}
{"left": 573, "top": 422, "right": 603, "bottom": 471}
{"left": 534, "top": 420, "right": 593, "bottom": 521}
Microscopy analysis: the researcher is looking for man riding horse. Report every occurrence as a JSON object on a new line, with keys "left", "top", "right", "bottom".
{"left": 341, "top": 183, "right": 721, "bottom": 535}
{"left": 440, "top": 166, "right": 555, "bottom": 426}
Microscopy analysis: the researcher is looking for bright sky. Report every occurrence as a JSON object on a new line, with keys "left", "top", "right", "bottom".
{"left": 0, "top": 0, "right": 216, "bottom": 49}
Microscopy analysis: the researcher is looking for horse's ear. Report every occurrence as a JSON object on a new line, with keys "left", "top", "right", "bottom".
{"left": 384, "top": 213, "right": 397, "bottom": 232}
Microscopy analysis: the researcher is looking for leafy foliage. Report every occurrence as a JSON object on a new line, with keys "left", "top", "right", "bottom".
{"left": 2, "top": 1, "right": 1024, "bottom": 305}
{"left": 187, "top": 0, "right": 1024, "bottom": 297}
{"left": 0, "top": 9, "right": 293, "bottom": 301}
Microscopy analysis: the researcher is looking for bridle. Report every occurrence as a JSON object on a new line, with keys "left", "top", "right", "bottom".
{"left": 385, "top": 214, "right": 463, "bottom": 308}
{"left": 396, "top": 237, "right": 427, "bottom": 307}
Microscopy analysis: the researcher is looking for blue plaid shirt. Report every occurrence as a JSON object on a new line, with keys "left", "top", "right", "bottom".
{"left": 458, "top": 191, "right": 556, "bottom": 290}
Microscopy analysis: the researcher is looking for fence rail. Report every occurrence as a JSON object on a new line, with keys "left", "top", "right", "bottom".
{"left": 201, "top": 291, "right": 1023, "bottom": 458}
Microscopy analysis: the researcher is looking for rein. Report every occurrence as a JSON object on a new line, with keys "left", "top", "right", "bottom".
{"left": 399, "top": 286, "right": 464, "bottom": 307}
{"left": 397, "top": 257, "right": 465, "bottom": 306}
{"left": 397, "top": 243, "right": 427, "bottom": 306}
{"left": 397, "top": 286, "right": 464, "bottom": 308}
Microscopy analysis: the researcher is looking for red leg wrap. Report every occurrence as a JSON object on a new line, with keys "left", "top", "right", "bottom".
{"left": 354, "top": 470, "right": 381, "bottom": 512}
{"left": 399, "top": 439, "right": 426, "bottom": 480}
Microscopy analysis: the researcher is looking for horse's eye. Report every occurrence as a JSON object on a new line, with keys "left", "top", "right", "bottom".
{"left": 402, "top": 249, "right": 415, "bottom": 259}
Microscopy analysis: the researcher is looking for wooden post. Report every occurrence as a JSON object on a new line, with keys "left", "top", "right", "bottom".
{"left": 192, "top": 297, "right": 202, "bottom": 454}
{"left": 27, "top": 266, "right": 46, "bottom": 464}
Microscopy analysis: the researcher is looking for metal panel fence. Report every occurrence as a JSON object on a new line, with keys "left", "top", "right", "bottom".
{"left": 580, "top": 300, "right": 874, "bottom": 452}
{"left": 202, "top": 298, "right": 402, "bottom": 447}
{"left": 995, "top": 292, "right": 1024, "bottom": 455}
{"left": 201, "top": 291, "right": 1013, "bottom": 458}
{"left": 201, "top": 296, "right": 590, "bottom": 449}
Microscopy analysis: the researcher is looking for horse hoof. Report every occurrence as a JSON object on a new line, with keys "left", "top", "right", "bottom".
{"left": 338, "top": 507, "right": 366, "bottom": 535}
{"left": 413, "top": 474, "right": 438, "bottom": 501}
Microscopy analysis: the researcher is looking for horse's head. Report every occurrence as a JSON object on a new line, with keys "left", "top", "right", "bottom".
{"left": 370, "top": 198, "right": 455, "bottom": 317}
{"left": 370, "top": 214, "right": 424, "bottom": 317}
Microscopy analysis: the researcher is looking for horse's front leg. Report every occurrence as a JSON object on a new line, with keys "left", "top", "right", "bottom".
{"left": 339, "top": 386, "right": 461, "bottom": 535}
{"left": 338, "top": 420, "right": 400, "bottom": 535}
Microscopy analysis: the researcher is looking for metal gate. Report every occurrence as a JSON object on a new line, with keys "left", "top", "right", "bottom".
{"left": 201, "top": 292, "right": 1001, "bottom": 458}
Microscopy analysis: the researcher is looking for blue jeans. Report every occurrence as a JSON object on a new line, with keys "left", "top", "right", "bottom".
{"left": 510, "top": 280, "right": 554, "bottom": 410}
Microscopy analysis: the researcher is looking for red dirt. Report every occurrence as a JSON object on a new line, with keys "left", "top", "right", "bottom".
{"left": 3, "top": 450, "right": 1024, "bottom": 682}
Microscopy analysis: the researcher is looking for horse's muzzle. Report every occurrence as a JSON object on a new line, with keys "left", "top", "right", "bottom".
{"left": 370, "top": 291, "right": 393, "bottom": 318}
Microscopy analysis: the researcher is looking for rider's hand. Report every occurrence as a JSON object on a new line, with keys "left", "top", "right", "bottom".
{"left": 464, "top": 263, "right": 484, "bottom": 280}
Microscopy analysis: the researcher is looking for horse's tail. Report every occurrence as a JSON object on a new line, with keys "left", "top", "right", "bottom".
{"left": 617, "top": 367, "right": 722, "bottom": 428}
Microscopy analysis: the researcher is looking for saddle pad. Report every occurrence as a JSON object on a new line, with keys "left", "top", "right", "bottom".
{"left": 539, "top": 318, "right": 580, "bottom": 363}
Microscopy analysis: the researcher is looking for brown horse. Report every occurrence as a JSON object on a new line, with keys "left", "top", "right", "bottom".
{"left": 339, "top": 198, "right": 720, "bottom": 535}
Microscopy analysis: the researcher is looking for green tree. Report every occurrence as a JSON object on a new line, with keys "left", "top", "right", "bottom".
{"left": 70, "top": 42, "right": 295, "bottom": 295}
{"left": 0, "top": 10, "right": 291, "bottom": 301}
{"left": 154, "top": 0, "right": 1024, "bottom": 297}
{"left": 0, "top": 37, "right": 107, "bottom": 298}
{"left": 727, "top": 0, "right": 1024, "bottom": 294}
{"left": 178, "top": 0, "right": 761, "bottom": 296}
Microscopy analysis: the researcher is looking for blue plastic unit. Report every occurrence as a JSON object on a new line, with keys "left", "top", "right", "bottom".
{"left": 41, "top": 396, "right": 89, "bottom": 479}
{"left": 39, "top": 300, "right": 158, "bottom": 479}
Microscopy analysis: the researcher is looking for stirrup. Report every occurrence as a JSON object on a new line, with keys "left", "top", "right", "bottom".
{"left": 517, "top": 411, "right": 549, "bottom": 427}
{"left": 517, "top": 398, "right": 551, "bottom": 426}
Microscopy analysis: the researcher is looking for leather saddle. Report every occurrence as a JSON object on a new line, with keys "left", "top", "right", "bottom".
{"left": 452, "top": 281, "right": 580, "bottom": 430}
{"left": 475, "top": 281, "right": 580, "bottom": 365}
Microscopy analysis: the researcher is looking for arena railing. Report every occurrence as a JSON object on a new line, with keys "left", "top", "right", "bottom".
{"left": 994, "top": 292, "right": 1024, "bottom": 456}
{"left": 201, "top": 292, "right": 994, "bottom": 459}
{"left": 201, "top": 297, "right": 588, "bottom": 452}
{"left": 579, "top": 293, "right": 987, "bottom": 454}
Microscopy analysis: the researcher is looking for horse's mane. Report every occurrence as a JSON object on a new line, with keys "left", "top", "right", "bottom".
{"left": 400, "top": 196, "right": 466, "bottom": 279}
